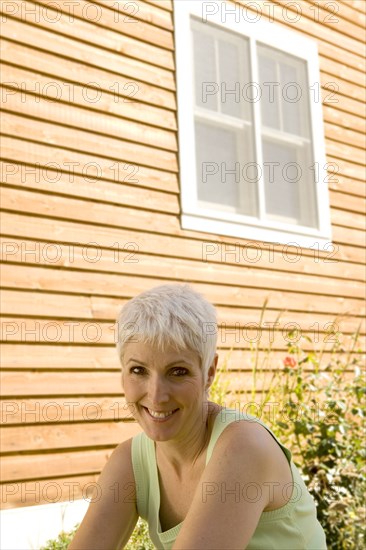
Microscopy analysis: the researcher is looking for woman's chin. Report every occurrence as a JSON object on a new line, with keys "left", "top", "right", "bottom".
{"left": 135, "top": 406, "right": 181, "bottom": 439}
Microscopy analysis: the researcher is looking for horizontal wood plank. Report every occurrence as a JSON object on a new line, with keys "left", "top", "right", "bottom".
{"left": 0, "top": 137, "right": 178, "bottom": 193}
{"left": 0, "top": 229, "right": 365, "bottom": 293}
{"left": 326, "top": 155, "right": 365, "bottom": 188}
{"left": 0, "top": 18, "right": 175, "bottom": 90}
{"left": 0, "top": 38, "right": 176, "bottom": 111}
{"left": 0, "top": 186, "right": 179, "bottom": 236}
{"left": 1, "top": 88, "right": 177, "bottom": 152}
{"left": 323, "top": 76, "right": 365, "bottom": 105}
{"left": 330, "top": 204, "right": 366, "bottom": 231}
{"left": 1, "top": 263, "right": 365, "bottom": 316}
{"left": 330, "top": 190, "right": 366, "bottom": 215}
{"left": 145, "top": 0, "right": 173, "bottom": 12}
{"left": 34, "top": 0, "right": 174, "bottom": 49}
{"left": 1, "top": 345, "right": 356, "bottom": 371}
{"left": 1, "top": 371, "right": 125, "bottom": 397}
{"left": 319, "top": 38, "right": 365, "bottom": 73}
{"left": 332, "top": 225, "right": 365, "bottom": 249}
{"left": 324, "top": 121, "right": 365, "bottom": 150}
{"left": 1, "top": 210, "right": 364, "bottom": 271}
{"left": 338, "top": 0, "right": 366, "bottom": 15}
{"left": 0, "top": 450, "right": 112, "bottom": 483}
{"left": 1, "top": 289, "right": 364, "bottom": 327}
{"left": 0, "top": 419, "right": 140, "bottom": 452}
{"left": 321, "top": 68, "right": 365, "bottom": 104}
{"left": 3, "top": 0, "right": 175, "bottom": 70}
{"left": 0, "top": 344, "right": 119, "bottom": 370}
{"left": 302, "top": 0, "right": 366, "bottom": 41}
{"left": 0, "top": 169, "right": 179, "bottom": 217}
{"left": 1, "top": 184, "right": 365, "bottom": 249}
{"left": 1, "top": 397, "right": 132, "bottom": 425}
{"left": 323, "top": 104, "right": 365, "bottom": 135}
{"left": 326, "top": 137, "right": 365, "bottom": 167}
{"left": 0, "top": 61, "right": 177, "bottom": 130}
{"left": 306, "top": 0, "right": 366, "bottom": 27}
{"left": 92, "top": 0, "right": 174, "bottom": 30}
{"left": 271, "top": 0, "right": 365, "bottom": 52}
{"left": 1, "top": 111, "right": 178, "bottom": 173}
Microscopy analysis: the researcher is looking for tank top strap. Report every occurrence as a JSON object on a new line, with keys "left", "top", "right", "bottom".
{"left": 131, "top": 431, "right": 153, "bottom": 520}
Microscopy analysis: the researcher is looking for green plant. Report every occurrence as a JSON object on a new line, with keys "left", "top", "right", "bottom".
{"left": 268, "top": 331, "right": 366, "bottom": 550}
{"left": 41, "top": 518, "right": 154, "bottom": 549}
{"left": 40, "top": 524, "right": 79, "bottom": 550}
{"left": 124, "top": 518, "right": 155, "bottom": 550}
{"left": 211, "top": 323, "right": 365, "bottom": 550}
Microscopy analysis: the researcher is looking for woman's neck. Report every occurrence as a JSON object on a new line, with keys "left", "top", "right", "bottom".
{"left": 155, "top": 402, "right": 222, "bottom": 479}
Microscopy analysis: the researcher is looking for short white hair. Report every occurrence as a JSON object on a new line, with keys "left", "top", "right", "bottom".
{"left": 116, "top": 284, "right": 217, "bottom": 384}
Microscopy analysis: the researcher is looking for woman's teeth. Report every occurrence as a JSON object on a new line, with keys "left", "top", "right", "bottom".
{"left": 147, "top": 408, "right": 176, "bottom": 418}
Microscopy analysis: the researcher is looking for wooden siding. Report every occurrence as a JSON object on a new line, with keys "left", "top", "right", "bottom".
{"left": 0, "top": 0, "right": 365, "bottom": 509}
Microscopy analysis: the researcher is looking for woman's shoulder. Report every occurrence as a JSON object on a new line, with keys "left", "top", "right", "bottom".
{"left": 209, "top": 405, "right": 291, "bottom": 472}
{"left": 209, "top": 404, "right": 274, "bottom": 442}
{"left": 110, "top": 437, "right": 135, "bottom": 475}
{"left": 206, "top": 406, "right": 295, "bottom": 513}
{"left": 216, "top": 410, "right": 276, "bottom": 449}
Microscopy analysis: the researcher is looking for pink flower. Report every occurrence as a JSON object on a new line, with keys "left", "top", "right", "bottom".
{"left": 283, "top": 356, "right": 297, "bottom": 368}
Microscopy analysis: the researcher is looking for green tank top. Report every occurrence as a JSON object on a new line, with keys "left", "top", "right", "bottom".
{"left": 131, "top": 407, "right": 327, "bottom": 549}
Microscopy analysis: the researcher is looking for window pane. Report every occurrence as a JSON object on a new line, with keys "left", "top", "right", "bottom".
{"left": 280, "top": 61, "right": 310, "bottom": 137}
{"left": 258, "top": 54, "right": 281, "bottom": 130}
{"left": 263, "top": 139, "right": 300, "bottom": 220}
{"left": 195, "top": 121, "right": 239, "bottom": 208}
{"left": 195, "top": 121, "right": 257, "bottom": 216}
{"left": 262, "top": 138, "right": 317, "bottom": 227}
{"left": 219, "top": 40, "right": 241, "bottom": 118}
{"left": 192, "top": 29, "right": 217, "bottom": 112}
{"left": 258, "top": 44, "right": 310, "bottom": 138}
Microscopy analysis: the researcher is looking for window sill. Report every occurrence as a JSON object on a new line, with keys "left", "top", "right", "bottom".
{"left": 181, "top": 213, "right": 332, "bottom": 249}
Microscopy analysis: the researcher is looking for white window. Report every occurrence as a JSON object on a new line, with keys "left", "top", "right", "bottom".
{"left": 174, "top": 0, "right": 332, "bottom": 248}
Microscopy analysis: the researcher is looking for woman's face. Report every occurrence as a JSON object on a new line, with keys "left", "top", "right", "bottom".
{"left": 121, "top": 340, "right": 216, "bottom": 442}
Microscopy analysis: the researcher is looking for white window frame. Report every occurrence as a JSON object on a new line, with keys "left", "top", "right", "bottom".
{"left": 174, "top": 0, "right": 332, "bottom": 248}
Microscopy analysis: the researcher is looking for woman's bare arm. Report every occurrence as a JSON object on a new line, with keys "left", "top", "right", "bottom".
{"left": 173, "top": 421, "right": 290, "bottom": 550}
{"left": 68, "top": 438, "right": 138, "bottom": 550}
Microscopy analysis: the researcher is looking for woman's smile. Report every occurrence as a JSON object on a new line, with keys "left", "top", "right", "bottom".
{"left": 142, "top": 406, "right": 180, "bottom": 421}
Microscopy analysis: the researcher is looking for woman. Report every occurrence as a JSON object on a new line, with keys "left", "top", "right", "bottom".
{"left": 69, "top": 284, "right": 327, "bottom": 549}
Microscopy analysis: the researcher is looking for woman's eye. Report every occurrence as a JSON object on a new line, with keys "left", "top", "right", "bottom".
{"left": 172, "top": 368, "right": 188, "bottom": 376}
{"left": 130, "top": 366, "right": 145, "bottom": 375}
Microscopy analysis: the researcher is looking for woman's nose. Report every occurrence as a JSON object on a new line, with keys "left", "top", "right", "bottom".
{"left": 147, "top": 374, "right": 169, "bottom": 404}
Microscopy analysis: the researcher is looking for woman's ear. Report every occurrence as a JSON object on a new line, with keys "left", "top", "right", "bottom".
{"left": 205, "top": 353, "right": 218, "bottom": 390}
